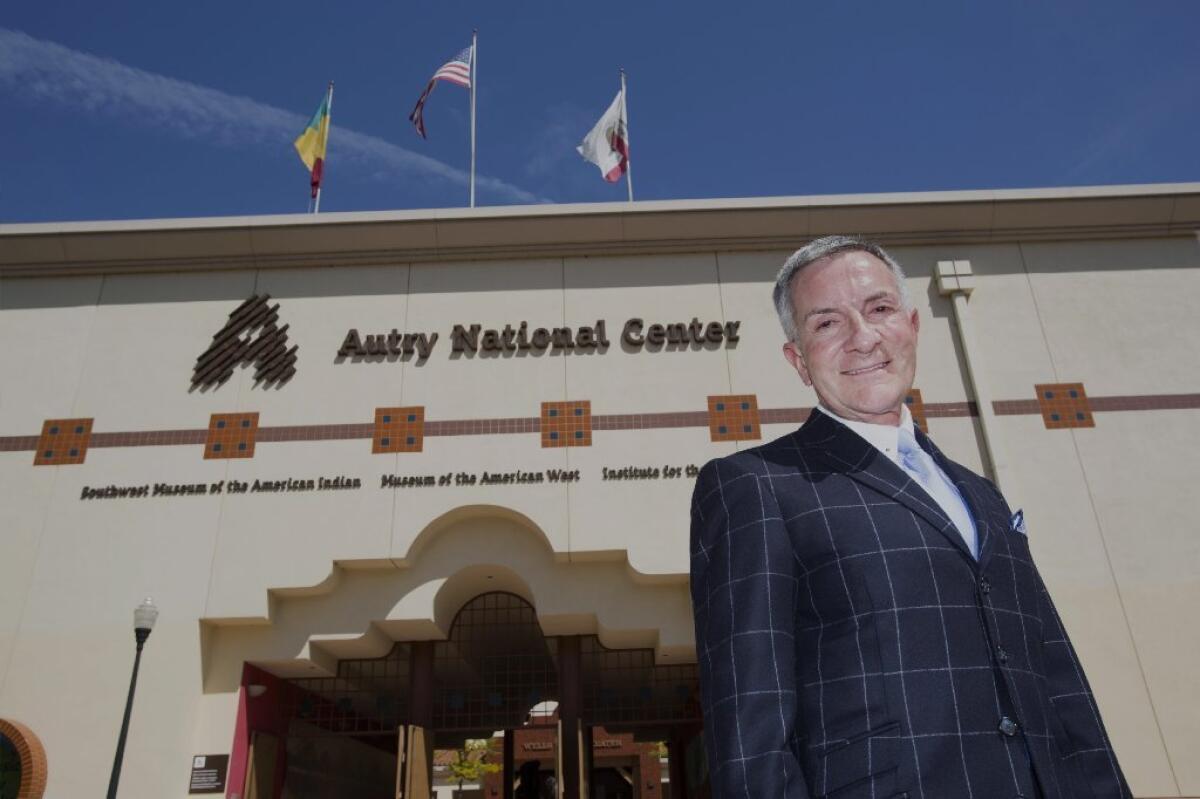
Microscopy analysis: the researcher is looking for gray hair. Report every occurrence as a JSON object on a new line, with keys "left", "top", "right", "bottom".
{"left": 772, "top": 235, "right": 911, "bottom": 342}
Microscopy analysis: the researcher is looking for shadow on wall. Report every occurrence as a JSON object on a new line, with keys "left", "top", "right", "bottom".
{"left": 199, "top": 504, "right": 694, "bottom": 695}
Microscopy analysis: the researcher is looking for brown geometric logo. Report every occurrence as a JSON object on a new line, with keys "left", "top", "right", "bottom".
{"left": 374, "top": 407, "right": 425, "bottom": 453}
{"left": 34, "top": 418, "right": 93, "bottom": 466}
{"left": 707, "top": 395, "right": 761, "bottom": 442}
{"left": 904, "top": 388, "right": 928, "bottom": 433}
{"left": 192, "top": 294, "right": 297, "bottom": 390}
{"left": 541, "top": 401, "right": 592, "bottom": 447}
{"left": 204, "top": 413, "right": 259, "bottom": 459}
{"left": 1035, "top": 382, "right": 1095, "bottom": 429}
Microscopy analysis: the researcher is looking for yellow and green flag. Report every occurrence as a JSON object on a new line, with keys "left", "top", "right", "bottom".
{"left": 294, "top": 86, "right": 332, "bottom": 200}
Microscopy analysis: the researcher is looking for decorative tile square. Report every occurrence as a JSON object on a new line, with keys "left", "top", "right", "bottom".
{"left": 34, "top": 418, "right": 93, "bottom": 465}
{"left": 541, "top": 401, "right": 591, "bottom": 447}
{"left": 708, "top": 395, "right": 761, "bottom": 442}
{"left": 205, "top": 412, "right": 259, "bottom": 459}
{"left": 374, "top": 407, "right": 425, "bottom": 453}
{"left": 1035, "top": 383, "right": 1094, "bottom": 429}
{"left": 904, "top": 388, "right": 928, "bottom": 433}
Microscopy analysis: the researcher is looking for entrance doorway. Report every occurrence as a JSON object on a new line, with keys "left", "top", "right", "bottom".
{"left": 241, "top": 592, "right": 703, "bottom": 798}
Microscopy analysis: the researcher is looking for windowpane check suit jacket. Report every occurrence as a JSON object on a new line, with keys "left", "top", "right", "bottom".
{"left": 690, "top": 410, "right": 1130, "bottom": 799}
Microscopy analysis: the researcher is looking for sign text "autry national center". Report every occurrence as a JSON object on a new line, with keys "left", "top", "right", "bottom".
{"left": 337, "top": 317, "right": 741, "bottom": 360}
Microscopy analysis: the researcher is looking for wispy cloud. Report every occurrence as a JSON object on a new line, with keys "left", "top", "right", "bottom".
{"left": 1062, "top": 72, "right": 1195, "bottom": 183}
{"left": 0, "top": 27, "right": 543, "bottom": 205}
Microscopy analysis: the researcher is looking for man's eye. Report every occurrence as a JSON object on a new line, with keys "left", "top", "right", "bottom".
{"left": 814, "top": 320, "right": 834, "bottom": 331}
{"left": 873, "top": 305, "right": 894, "bottom": 314}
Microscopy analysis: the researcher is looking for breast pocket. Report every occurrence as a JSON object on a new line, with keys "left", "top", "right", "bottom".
{"left": 814, "top": 721, "right": 904, "bottom": 799}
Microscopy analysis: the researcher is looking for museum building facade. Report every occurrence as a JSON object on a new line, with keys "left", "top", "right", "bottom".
{"left": 1, "top": 184, "right": 1199, "bottom": 798}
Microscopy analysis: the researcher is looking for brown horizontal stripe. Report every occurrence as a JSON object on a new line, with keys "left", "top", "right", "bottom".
{"left": 257, "top": 424, "right": 374, "bottom": 442}
{"left": 593, "top": 411, "right": 710, "bottom": 430}
{"left": 2, "top": 392, "right": 1198, "bottom": 453}
{"left": 993, "top": 399, "right": 1042, "bottom": 415}
{"left": 425, "top": 418, "right": 539, "bottom": 436}
{"left": 90, "top": 430, "right": 207, "bottom": 447}
{"left": 759, "top": 408, "right": 812, "bottom": 425}
{"left": 925, "top": 401, "right": 979, "bottom": 418}
{"left": 1088, "top": 393, "right": 1200, "bottom": 411}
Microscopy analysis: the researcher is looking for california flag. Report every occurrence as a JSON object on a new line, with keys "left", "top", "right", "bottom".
{"left": 576, "top": 90, "right": 629, "bottom": 182}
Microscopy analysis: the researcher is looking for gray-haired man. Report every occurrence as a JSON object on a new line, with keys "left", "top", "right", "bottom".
{"left": 689, "top": 236, "right": 1130, "bottom": 798}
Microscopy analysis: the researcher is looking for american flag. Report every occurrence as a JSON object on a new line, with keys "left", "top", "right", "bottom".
{"left": 409, "top": 45, "right": 473, "bottom": 139}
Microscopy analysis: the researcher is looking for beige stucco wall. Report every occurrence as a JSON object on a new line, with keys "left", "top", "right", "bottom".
{"left": 0, "top": 219, "right": 1197, "bottom": 796}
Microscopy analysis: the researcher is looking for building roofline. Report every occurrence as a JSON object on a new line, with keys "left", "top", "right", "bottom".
{"left": 3, "top": 182, "right": 1200, "bottom": 277}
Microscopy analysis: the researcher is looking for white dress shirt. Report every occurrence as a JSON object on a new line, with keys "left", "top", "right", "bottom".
{"left": 815, "top": 403, "right": 979, "bottom": 557}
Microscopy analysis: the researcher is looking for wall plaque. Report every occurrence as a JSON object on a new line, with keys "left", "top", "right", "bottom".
{"left": 188, "top": 754, "right": 229, "bottom": 794}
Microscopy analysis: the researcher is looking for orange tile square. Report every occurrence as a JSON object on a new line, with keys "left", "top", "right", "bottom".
{"left": 205, "top": 412, "right": 259, "bottom": 459}
{"left": 904, "top": 388, "right": 928, "bottom": 433}
{"left": 708, "top": 395, "right": 761, "bottom": 442}
{"left": 1035, "top": 383, "right": 1094, "bottom": 429}
{"left": 542, "top": 401, "right": 591, "bottom": 447}
{"left": 374, "top": 407, "right": 424, "bottom": 453}
{"left": 34, "top": 418, "right": 93, "bottom": 465}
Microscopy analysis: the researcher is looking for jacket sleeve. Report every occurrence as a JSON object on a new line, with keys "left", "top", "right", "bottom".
{"left": 1034, "top": 566, "right": 1133, "bottom": 799}
{"left": 689, "top": 457, "right": 811, "bottom": 798}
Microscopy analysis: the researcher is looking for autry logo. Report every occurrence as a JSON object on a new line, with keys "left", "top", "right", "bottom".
{"left": 191, "top": 294, "right": 298, "bottom": 389}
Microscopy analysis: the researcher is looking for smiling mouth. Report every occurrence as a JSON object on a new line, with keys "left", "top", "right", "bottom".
{"left": 842, "top": 361, "right": 890, "bottom": 376}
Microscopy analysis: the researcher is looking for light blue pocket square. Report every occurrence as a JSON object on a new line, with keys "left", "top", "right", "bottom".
{"left": 1010, "top": 509, "right": 1027, "bottom": 535}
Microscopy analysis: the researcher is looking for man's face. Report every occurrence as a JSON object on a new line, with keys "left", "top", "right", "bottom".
{"left": 781, "top": 250, "right": 919, "bottom": 426}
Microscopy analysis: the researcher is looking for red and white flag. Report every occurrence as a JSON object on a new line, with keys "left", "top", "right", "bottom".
{"left": 409, "top": 45, "right": 473, "bottom": 139}
{"left": 577, "top": 89, "right": 629, "bottom": 183}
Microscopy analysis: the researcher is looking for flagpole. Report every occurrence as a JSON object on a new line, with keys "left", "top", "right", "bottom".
{"left": 620, "top": 69, "right": 633, "bottom": 203}
{"left": 314, "top": 81, "right": 334, "bottom": 214}
{"left": 469, "top": 29, "right": 477, "bottom": 208}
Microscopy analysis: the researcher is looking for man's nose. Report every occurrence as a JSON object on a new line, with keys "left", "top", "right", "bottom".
{"left": 845, "top": 313, "right": 882, "bottom": 352}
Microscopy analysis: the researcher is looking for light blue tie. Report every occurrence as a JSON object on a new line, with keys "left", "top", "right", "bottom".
{"left": 897, "top": 427, "right": 979, "bottom": 558}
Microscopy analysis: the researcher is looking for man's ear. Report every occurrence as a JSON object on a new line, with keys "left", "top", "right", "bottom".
{"left": 782, "top": 341, "right": 812, "bottom": 386}
{"left": 910, "top": 306, "right": 920, "bottom": 334}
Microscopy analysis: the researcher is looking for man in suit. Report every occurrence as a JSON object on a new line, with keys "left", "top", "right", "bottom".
{"left": 689, "top": 236, "right": 1130, "bottom": 798}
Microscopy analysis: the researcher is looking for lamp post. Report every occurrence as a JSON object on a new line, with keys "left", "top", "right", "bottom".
{"left": 106, "top": 597, "right": 158, "bottom": 799}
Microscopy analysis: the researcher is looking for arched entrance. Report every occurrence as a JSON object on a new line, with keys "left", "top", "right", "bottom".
{"left": 0, "top": 719, "right": 48, "bottom": 799}
{"left": 241, "top": 592, "right": 702, "bottom": 798}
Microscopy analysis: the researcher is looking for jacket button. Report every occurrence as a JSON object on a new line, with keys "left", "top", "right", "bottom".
{"left": 996, "top": 647, "right": 1009, "bottom": 663}
{"left": 998, "top": 716, "right": 1019, "bottom": 736}
{"left": 979, "top": 577, "right": 992, "bottom": 595}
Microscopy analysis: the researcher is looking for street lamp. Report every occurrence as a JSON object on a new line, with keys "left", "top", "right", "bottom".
{"left": 106, "top": 597, "right": 158, "bottom": 799}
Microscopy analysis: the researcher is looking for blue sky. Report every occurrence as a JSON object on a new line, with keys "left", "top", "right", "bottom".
{"left": 1, "top": 1, "right": 1198, "bottom": 222}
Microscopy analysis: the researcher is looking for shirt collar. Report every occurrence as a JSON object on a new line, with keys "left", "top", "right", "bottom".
{"left": 814, "top": 402, "right": 914, "bottom": 466}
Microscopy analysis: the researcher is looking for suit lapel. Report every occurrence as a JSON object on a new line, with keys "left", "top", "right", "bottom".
{"left": 796, "top": 410, "right": 976, "bottom": 562}
{"left": 918, "top": 429, "right": 1005, "bottom": 568}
